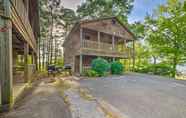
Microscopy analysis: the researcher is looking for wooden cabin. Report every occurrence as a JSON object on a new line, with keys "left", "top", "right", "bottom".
{"left": 63, "top": 17, "right": 135, "bottom": 75}
{"left": 0, "top": 0, "right": 39, "bottom": 110}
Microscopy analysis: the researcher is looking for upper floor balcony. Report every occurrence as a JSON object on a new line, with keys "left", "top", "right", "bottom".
{"left": 79, "top": 28, "right": 134, "bottom": 58}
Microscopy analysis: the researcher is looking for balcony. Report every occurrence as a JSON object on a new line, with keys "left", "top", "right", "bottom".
{"left": 10, "top": 0, "right": 37, "bottom": 51}
{"left": 81, "top": 40, "right": 132, "bottom": 58}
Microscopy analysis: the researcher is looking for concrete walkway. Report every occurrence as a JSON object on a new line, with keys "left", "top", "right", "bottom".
{"left": 3, "top": 79, "right": 72, "bottom": 118}
{"left": 80, "top": 73, "right": 186, "bottom": 118}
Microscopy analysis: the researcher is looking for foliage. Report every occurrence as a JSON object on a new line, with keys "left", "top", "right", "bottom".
{"left": 84, "top": 69, "right": 99, "bottom": 77}
{"left": 39, "top": 0, "right": 78, "bottom": 70}
{"left": 91, "top": 58, "right": 110, "bottom": 76}
{"left": 130, "top": 0, "right": 186, "bottom": 78}
{"left": 111, "top": 61, "right": 124, "bottom": 75}
{"left": 77, "top": 0, "right": 134, "bottom": 23}
{"left": 144, "top": 0, "right": 186, "bottom": 77}
{"left": 135, "top": 63, "right": 174, "bottom": 77}
{"left": 56, "top": 58, "right": 64, "bottom": 67}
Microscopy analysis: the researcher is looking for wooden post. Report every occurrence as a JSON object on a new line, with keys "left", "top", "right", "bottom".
{"left": 0, "top": 0, "right": 13, "bottom": 111}
{"left": 80, "top": 28, "right": 83, "bottom": 75}
{"left": 132, "top": 40, "right": 135, "bottom": 71}
{"left": 31, "top": 52, "right": 34, "bottom": 64}
{"left": 98, "top": 31, "right": 100, "bottom": 49}
{"left": 112, "top": 35, "right": 115, "bottom": 51}
{"left": 79, "top": 54, "right": 83, "bottom": 75}
{"left": 80, "top": 28, "right": 83, "bottom": 47}
{"left": 113, "top": 57, "right": 115, "bottom": 62}
{"left": 24, "top": 43, "right": 29, "bottom": 83}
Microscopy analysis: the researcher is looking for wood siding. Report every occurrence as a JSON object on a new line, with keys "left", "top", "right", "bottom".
{"left": 64, "top": 28, "right": 80, "bottom": 72}
{"left": 10, "top": 0, "right": 37, "bottom": 52}
{"left": 81, "top": 19, "right": 133, "bottom": 40}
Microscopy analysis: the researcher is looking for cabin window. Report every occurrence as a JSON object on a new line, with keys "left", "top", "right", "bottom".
{"left": 84, "top": 35, "right": 90, "bottom": 40}
{"left": 112, "top": 19, "right": 116, "bottom": 25}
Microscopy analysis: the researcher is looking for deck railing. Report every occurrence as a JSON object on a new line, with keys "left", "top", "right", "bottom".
{"left": 10, "top": 0, "right": 36, "bottom": 50}
{"left": 82, "top": 40, "right": 132, "bottom": 57}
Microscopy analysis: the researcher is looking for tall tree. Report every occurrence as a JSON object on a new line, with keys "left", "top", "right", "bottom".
{"left": 77, "top": 0, "right": 134, "bottom": 22}
{"left": 39, "top": 0, "right": 78, "bottom": 70}
{"left": 146, "top": 0, "right": 186, "bottom": 77}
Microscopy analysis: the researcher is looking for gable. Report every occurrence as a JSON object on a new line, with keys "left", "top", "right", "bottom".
{"left": 80, "top": 18, "right": 134, "bottom": 40}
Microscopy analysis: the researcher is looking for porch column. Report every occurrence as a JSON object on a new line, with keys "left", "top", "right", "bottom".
{"left": 31, "top": 52, "right": 35, "bottom": 64}
{"left": 79, "top": 54, "right": 83, "bottom": 75}
{"left": 98, "top": 31, "right": 100, "bottom": 49}
{"left": 80, "top": 27, "right": 83, "bottom": 75}
{"left": 80, "top": 28, "right": 83, "bottom": 47}
{"left": 132, "top": 40, "right": 135, "bottom": 71}
{"left": 113, "top": 57, "right": 115, "bottom": 62}
{"left": 0, "top": 0, "right": 13, "bottom": 111}
{"left": 112, "top": 35, "right": 115, "bottom": 51}
{"left": 24, "top": 43, "right": 29, "bottom": 83}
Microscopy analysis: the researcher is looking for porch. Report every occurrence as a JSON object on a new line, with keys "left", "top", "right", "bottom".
{"left": 74, "top": 55, "right": 123, "bottom": 74}
{"left": 0, "top": 0, "right": 39, "bottom": 111}
{"left": 79, "top": 28, "right": 134, "bottom": 58}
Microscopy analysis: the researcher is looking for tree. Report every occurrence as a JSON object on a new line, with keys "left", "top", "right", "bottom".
{"left": 39, "top": 0, "right": 78, "bottom": 70}
{"left": 77, "top": 0, "right": 134, "bottom": 23}
{"left": 145, "top": 0, "right": 186, "bottom": 77}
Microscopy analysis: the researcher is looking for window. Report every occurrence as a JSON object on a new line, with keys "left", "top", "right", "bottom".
{"left": 84, "top": 35, "right": 90, "bottom": 40}
{"left": 112, "top": 19, "right": 116, "bottom": 25}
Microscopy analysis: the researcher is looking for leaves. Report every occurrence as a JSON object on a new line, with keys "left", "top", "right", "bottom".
{"left": 76, "top": 0, "right": 134, "bottom": 23}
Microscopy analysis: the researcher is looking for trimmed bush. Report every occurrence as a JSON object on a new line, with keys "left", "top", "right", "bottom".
{"left": 111, "top": 61, "right": 124, "bottom": 75}
{"left": 91, "top": 58, "right": 110, "bottom": 76}
{"left": 84, "top": 69, "right": 98, "bottom": 77}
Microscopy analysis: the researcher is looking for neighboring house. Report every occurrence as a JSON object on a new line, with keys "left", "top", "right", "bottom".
{"left": 0, "top": 0, "right": 39, "bottom": 110}
{"left": 63, "top": 17, "right": 135, "bottom": 74}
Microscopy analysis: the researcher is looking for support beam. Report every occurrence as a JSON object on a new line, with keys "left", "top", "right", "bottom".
{"left": 0, "top": 0, "right": 13, "bottom": 111}
{"left": 79, "top": 54, "right": 83, "bottom": 75}
{"left": 31, "top": 52, "right": 35, "bottom": 64}
{"left": 80, "top": 28, "right": 83, "bottom": 47}
{"left": 24, "top": 43, "right": 29, "bottom": 83}
{"left": 112, "top": 35, "right": 115, "bottom": 51}
{"left": 132, "top": 40, "right": 135, "bottom": 71}
{"left": 113, "top": 57, "right": 115, "bottom": 62}
{"left": 98, "top": 31, "right": 100, "bottom": 49}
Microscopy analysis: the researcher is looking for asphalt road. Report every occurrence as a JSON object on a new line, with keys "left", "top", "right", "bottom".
{"left": 80, "top": 73, "right": 186, "bottom": 118}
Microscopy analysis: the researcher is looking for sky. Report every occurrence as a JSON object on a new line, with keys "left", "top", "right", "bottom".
{"left": 61, "top": 0, "right": 167, "bottom": 23}
{"left": 128, "top": 0, "right": 167, "bottom": 23}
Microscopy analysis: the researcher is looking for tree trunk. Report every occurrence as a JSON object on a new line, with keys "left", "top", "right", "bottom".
{"left": 152, "top": 55, "right": 157, "bottom": 74}
{"left": 50, "top": 7, "right": 54, "bottom": 64}
{"left": 42, "top": 38, "right": 45, "bottom": 70}
{"left": 172, "top": 56, "right": 178, "bottom": 78}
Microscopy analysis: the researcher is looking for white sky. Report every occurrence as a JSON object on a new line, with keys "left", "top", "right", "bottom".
{"left": 61, "top": 0, "right": 82, "bottom": 10}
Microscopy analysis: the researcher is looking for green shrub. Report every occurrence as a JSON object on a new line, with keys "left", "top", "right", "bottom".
{"left": 111, "top": 61, "right": 124, "bottom": 75}
{"left": 134, "top": 63, "right": 174, "bottom": 77}
{"left": 91, "top": 58, "right": 110, "bottom": 76}
{"left": 84, "top": 69, "right": 98, "bottom": 77}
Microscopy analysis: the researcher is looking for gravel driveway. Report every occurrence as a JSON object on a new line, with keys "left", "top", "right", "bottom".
{"left": 80, "top": 73, "right": 186, "bottom": 118}
{"left": 3, "top": 80, "right": 72, "bottom": 118}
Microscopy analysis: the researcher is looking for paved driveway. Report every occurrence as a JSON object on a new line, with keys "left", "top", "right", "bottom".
{"left": 80, "top": 73, "right": 186, "bottom": 118}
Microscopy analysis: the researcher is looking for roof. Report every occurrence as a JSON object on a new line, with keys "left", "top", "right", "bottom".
{"left": 63, "top": 16, "right": 136, "bottom": 46}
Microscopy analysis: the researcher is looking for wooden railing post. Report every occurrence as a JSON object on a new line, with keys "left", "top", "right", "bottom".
{"left": 132, "top": 40, "right": 135, "bottom": 71}
{"left": 112, "top": 35, "right": 115, "bottom": 51}
{"left": 80, "top": 28, "right": 83, "bottom": 48}
{"left": 0, "top": 0, "right": 13, "bottom": 111}
{"left": 79, "top": 54, "right": 83, "bottom": 75}
{"left": 98, "top": 31, "right": 100, "bottom": 49}
{"left": 24, "top": 43, "right": 29, "bottom": 83}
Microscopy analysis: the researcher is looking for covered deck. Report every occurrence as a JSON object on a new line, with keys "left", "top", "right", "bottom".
{"left": 0, "top": 0, "right": 39, "bottom": 111}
